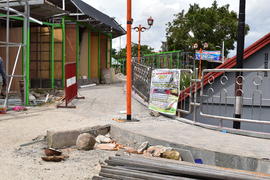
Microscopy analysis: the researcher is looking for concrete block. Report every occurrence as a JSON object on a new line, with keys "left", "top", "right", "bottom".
{"left": 47, "top": 125, "right": 110, "bottom": 149}
{"left": 47, "top": 129, "right": 80, "bottom": 149}
{"left": 174, "top": 148, "right": 194, "bottom": 163}
{"left": 80, "top": 125, "right": 110, "bottom": 136}
{"left": 256, "top": 159, "right": 270, "bottom": 174}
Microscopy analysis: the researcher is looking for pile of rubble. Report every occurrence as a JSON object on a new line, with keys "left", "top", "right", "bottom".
{"left": 114, "top": 73, "right": 126, "bottom": 82}
{"left": 41, "top": 132, "right": 182, "bottom": 163}
{"left": 76, "top": 133, "right": 181, "bottom": 161}
{"left": 29, "top": 89, "right": 64, "bottom": 105}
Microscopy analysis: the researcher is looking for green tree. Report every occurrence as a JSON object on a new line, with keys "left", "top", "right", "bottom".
{"left": 166, "top": 1, "right": 250, "bottom": 56}
{"left": 112, "top": 43, "right": 155, "bottom": 59}
{"left": 111, "top": 48, "right": 117, "bottom": 58}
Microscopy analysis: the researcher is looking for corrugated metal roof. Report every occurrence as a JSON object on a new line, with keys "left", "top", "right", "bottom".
{"left": 47, "top": 0, "right": 125, "bottom": 37}
{"left": 70, "top": 0, "right": 125, "bottom": 37}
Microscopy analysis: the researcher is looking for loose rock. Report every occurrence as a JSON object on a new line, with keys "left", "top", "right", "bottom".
{"left": 144, "top": 145, "right": 172, "bottom": 157}
{"left": 137, "top": 141, "right": 149, "bottom": 154}
{"left": 161, "top": 150, "right": 181, "bottom": 160}
{"left": 149, "top": 111, "right": 160, "bottom": 117}
{"left": 95, "top": 135, "right": 112, "bottom": 143}
{"left": 76, "top": 133, "right": 96, "bottom": 151}
{"left": 29, "top": 93, "right": 36, "bottom": 101}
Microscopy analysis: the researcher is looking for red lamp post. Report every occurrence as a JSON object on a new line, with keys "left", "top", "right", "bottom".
{"left": 133, "top": 17, "right": 154, "bottom": 63}
{"left": 126, "top": 0, "right": 132, "bottom": 120}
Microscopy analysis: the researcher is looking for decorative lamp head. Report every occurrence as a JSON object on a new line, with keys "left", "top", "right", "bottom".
{"left": 193, "top": 43, "right": 198, "bottom": 49}
{"left": 203, "top": 42, "right": 209, "bottom": 49}
{"left": 147, "top": 16, "right": 154, "bottom": 27}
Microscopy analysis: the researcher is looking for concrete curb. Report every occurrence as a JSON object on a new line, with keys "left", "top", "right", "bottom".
{"left": 110, "top": 125, "right": 270, "bottom": 174}
{"left": 47, "top": 125, "right": 110, "bottom": 149}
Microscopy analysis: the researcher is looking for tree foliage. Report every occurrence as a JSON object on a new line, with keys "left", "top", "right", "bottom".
{"left": 166, "top": 1, "right": 250, "bottom": 56}
{"left": 112, "top": 43, "right": 155, "bottom": 59}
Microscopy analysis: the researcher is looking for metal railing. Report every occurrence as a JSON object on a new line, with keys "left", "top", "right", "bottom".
{"left": 131, "top": 59, "right": 270, "bottom": 134}
{"left": 200, "top": 69, "right": 270, "bottom": 126}
{"left": 132, "top": 61, "right": 152, "bottom": 102}
{"left": 134, "top": 51, "right": 195, "bottom": 70}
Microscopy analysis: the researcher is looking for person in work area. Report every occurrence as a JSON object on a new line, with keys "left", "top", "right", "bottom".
{"left": 0, "top": 57, "right": 6, "bottom": 98}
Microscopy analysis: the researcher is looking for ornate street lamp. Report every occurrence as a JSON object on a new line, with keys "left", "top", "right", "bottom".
{"left": 133, "top": 16, "right": 154, "bottom": 63}
{"left": 193, "top": 42, "right": 208, "bottom": 79}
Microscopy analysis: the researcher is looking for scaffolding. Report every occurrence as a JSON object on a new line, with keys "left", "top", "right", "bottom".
{"left": 0, "top": 0, "right": 36, "bottom": 108}
{"left": 0, "top": 0, "right": 118, "bottom": 109}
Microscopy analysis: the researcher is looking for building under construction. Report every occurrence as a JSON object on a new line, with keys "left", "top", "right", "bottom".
{"left": 0, "top": 0, "right": 125, "bottom": 106}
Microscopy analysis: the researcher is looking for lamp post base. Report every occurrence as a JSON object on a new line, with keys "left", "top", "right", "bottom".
{"left": 112, "top": 117, "right": 140, "bottom": 123}
{"left": 233, "top": 114, "right": 241, "bottom": 129}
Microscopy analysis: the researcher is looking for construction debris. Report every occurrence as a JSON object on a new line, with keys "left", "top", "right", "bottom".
{"left": 124, "top": 147, "right": 140, "bottom": 154}
{"left": 44, "top": 148, "right": 62, "bottom": 156}
{"left": 29, "top": 89, "right": 64, "bottom": 105}
{"left": 76, "top": 133, "right": 96, "bottom": 151}
{"left": 20, "top": 135, "right": 46, "bottom": 147}
{"left": 144, "top": 145, "right": 173, "bottom": 157}
{"left": 150, "top": 110, "right": 160, "bottom": 117}
{"left": 161, "top": 150, "right": 181, "bottom": 160}
{"left": 95, "top": 135, "right": 112, "bottom": 144}
{"left": 80, "top": 84, "right": 96, "bottom": 88}
{"left": 42, "top": 147, "right": 68, "bottom": 162}
{"left": 95, "top": 144, "right": 117, "bottom": 151}
{"left": 94, "top": 156, "right": 268, "bottom": 180}
{"left": 41, "top": 155, "right": 69, "bottom": 162}
{"left": 137, "top": 141, "right": 149, "bottom": 154}
{"left": 114, "top": 73, "right": 126, "bottom": 82}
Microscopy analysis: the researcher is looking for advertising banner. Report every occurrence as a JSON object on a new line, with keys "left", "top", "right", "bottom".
{"left": 195, "top": 50, "right": 222, "bottom": 62}
{"left": 149, "top": 69, "right": 181, "bottom": 115}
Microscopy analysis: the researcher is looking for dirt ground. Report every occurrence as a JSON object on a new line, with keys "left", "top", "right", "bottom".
{"left": 0, "top": 83, "right": 150, "bottom": 180}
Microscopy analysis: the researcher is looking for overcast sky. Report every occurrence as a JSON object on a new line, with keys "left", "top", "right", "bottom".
{"left": 84, "top": 0, "right": 270, "bottom": 56}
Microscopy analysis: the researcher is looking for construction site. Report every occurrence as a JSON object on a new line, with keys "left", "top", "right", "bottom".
{"left": 0, "top": 0, "right": 270, "bottom": 180}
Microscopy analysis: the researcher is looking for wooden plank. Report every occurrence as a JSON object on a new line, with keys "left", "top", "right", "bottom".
{"left": 54, "top": 62, "right": 62, "bottom": 80}
{"left": 107, "top": 38, "right": 111, "bottom": 68}
{"left": 79, "top": 29, "right": 88, "bottom": 78}
{"left": 65, "top": 24, "right": 76, "bottom": 63}
{"left": 54, "top": 28, "right": 63, "bottom": 80}
{"left": 54, "top": 28, "right": 62, "bottom": 43}
{"left": 90, "top": 32, "right": 99, "bottom": 79}
{"left": 100, "top": 35, "right": 107, "bottom": 70}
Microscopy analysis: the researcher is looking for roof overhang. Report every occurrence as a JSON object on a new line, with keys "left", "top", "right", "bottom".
{"left": 0, "top": 0, "right": 44, "bottom": 7}
{"left": 0, "top": 0, "right": 125, "bottom": 37}
{"left": 0, "top": 0, "right": 67, "bottom": 20}
{"left": 48, "top": 0, "right": 125, "bottom": 38}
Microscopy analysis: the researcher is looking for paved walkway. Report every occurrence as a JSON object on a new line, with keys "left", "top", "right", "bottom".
{"left": 0, "top": 82, "right": 269, "bottom": 179}
{"left": 113, "top": 117, "right": 270, "bottom": 160}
